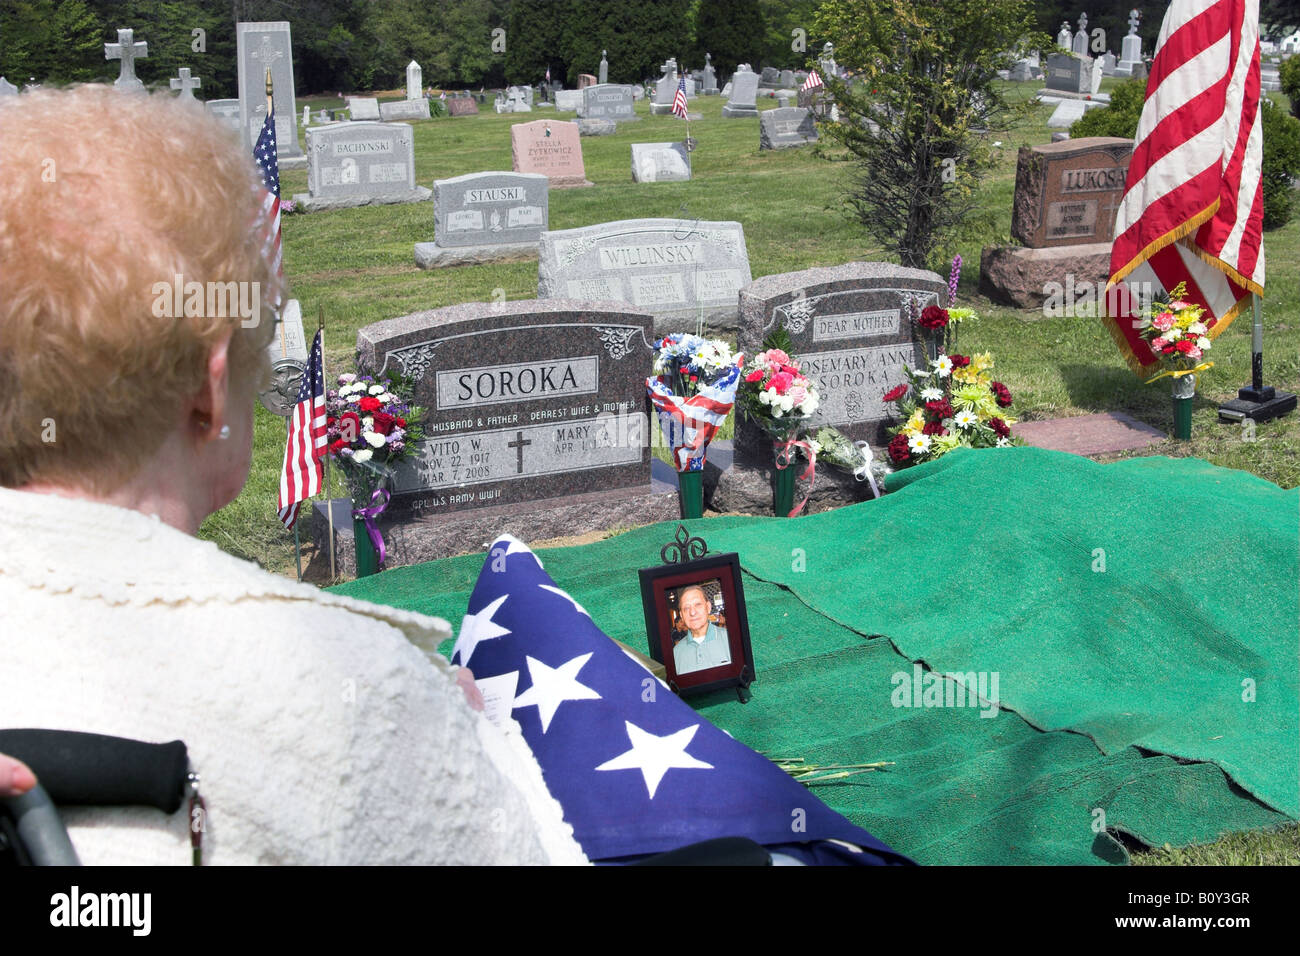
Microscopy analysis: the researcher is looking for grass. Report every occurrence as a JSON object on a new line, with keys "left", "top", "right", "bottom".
{"left": 200, "top": 83, "right": 1299, "bottom": 865}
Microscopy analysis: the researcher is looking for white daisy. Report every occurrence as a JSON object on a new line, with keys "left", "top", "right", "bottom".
{"left": 908, "top": 434, "right": 931, "bottom": 453}
{"left": 933, "top": 355, "right": 953, "bottom": 377}
{"left": 954, "top": 409, "right": 978, "bottom": 428}
{"left": 921, "top": 386, "right": 944, "bottom": 402}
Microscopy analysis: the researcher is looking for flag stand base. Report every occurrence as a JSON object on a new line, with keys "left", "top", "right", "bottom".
{"left": 1217, "top": 386, "right": 1297, "bottom": 424}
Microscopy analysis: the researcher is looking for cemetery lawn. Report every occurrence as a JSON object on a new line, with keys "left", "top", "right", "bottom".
{"left": 202, "top": 85, "right": 1299, "bottom": 866}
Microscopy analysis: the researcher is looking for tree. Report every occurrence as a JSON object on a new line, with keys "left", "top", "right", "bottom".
{"left": 814, "top": 0, "right": 1046, "bottom": 270}
{"left": 0, "top": 0, "right": 103, "bottom": 84}
{"left": 695, "top": 0, "right": 767, "bottom": 77}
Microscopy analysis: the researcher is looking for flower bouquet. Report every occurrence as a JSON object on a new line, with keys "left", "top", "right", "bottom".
{"left": 883, "top": 351, "right": 1017, "bottom": 467}
{"left": 325, "top": 372, "right": 425, "bottom": 576}
{"left": 809, "top": 426, "right": 882, "bottom": 498}
{"left": 646, "top": 333, "right": 744, "bottom": 519}
{"left": 1132, "top": 282, "right": 1214, "bottom": 440}
{"left": 736, "top": 332, "right": 821, "bottom": 516}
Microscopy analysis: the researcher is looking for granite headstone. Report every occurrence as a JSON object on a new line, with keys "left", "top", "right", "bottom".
{"left": 580, "top": 83, "right": 636, "bottom": 122}
{"left": 207, "top": 98, "right": 241, "bottom": 131}
{"left": 104, "top": 28, "right": 147, "bottom": 94}
{"left": 511, "top": 119, "right": 592, "bottom": 188}
{"left": 379, "top": 97, "right": 431, "bottom": 121}
{"left": 1044, "top": 52, "right": 1089, "bottom": 94}
{"left": 406, "top": 60, "right": 422, "bottom": 100}
{"left": 415, "top": 171, "right": 549, "bottom": 268}
{"left": 630, "top": 142, "right": 691, "bottom": 182}
{"left": 0, "top": 77, "right": 17, "bottom": 97}
{"left": 293, "top": 121, "right": 431, "bottom": 212}
{"left": 722, "top": 69, "right": 759, "bottom": 118}
{"left": 315, "top": 301, "right": 667, "bottom": 570}
{"left": 348, "top": 96, "right": 381, "bottom": 120}
{"left": 237, "top": 22, "right": 301, "bottom": 161}
{"left": 759, "top": 107, "right": 818, "bottom": 149}
{"left": 448, "top": 95, "right": 479, "bottom": 116}
{"left": 538, "top": 218, "right": 752, "bottom": 333}
{"left": 170, "top": 67, "right": 201, "bottom": 101}
{"left": 1011, "top": 137, "right": 1132, "bottom": 247}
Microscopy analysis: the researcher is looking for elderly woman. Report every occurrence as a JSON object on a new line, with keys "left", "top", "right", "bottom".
{"left": 0, "top": 86, "right": 584, "bottom": 865}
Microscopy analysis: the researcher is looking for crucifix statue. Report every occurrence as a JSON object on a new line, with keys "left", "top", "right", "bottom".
{"left": 104, "top": 28, "right": 148, "bottom": 93}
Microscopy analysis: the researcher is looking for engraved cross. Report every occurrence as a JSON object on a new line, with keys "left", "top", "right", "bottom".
{"left": 507, "top": 431, "right": 532, "bottom": 474}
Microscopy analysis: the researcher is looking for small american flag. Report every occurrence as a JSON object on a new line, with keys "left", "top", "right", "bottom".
{"left": 647, "top": 359, "right": 743, "bottom": 472}
{"left": 252, "top": 104, "right": 283, "bottom": 290}
{"left": 801, "top": 70, "right": 824, "bottom": 91}
{"left": 276, "top": 329, "right": 327, "bottom": 529}
{"left": 671, "top": 74, "right": 688, "bottom": 118}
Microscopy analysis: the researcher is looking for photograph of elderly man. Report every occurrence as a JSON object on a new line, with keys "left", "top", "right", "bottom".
{"left": 671, "top": 582, "right": 731, "bottom": 676}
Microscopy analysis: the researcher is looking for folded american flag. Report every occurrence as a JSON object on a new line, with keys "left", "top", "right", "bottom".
{"left": 452, "top": 534, "right": 914, "bottom": 865}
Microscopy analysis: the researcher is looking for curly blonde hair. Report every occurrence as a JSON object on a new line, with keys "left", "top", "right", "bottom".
{"left": 0, "top": 85, "right": 283, "bottom": 491}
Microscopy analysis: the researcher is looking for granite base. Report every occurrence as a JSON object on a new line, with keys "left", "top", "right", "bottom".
{"left": 291, "top": 186, "right": 432, "bottom": 213}
{"left": 721, "top": 105, "right": 759, "bottom": 118}
{"left": 279, "top": 155, "right": 307, "bottom": 171}
{"left": 979, "top": 242, "right": 1112, "bottom": 309}
{"left": 309, "top": 484, "right": 679, "bottom": 577}
{"left": 708, "top": 456, "right": 885, "bottom": 516}
{"left": 414, "top": 240, "right": 540, "bottom": 269}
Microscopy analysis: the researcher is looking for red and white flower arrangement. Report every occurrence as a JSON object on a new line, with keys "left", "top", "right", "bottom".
{"left": 1135, "top": 282, "right": 1214, "bottom": 371}
{"left": 325, "top": 372, "right": 425, "bottom": 496}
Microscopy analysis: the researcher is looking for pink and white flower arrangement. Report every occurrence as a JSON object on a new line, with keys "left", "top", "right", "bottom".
{"left": 738, "top": 348, "right": 820, "bottom": 437}
{"left": 1135, "top": 282, "right": 1215, "bottom": 371}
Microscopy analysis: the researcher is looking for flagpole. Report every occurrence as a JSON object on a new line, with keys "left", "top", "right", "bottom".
{"left": 1218, "top": 292, "right": 1297, "bottom": 423}
{"left": 320, "top": 305, "right": 337, "bottom": 583}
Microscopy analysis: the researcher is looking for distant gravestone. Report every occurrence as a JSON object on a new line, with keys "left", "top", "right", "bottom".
{"left": 302, "top": 104, "right": 311, "bottom": 126}
{"left": 348, "top": 97, "right": 381, "bottom": 121}
{"left": 759, "top": 67, "right": 780, "bottom": 87}
{"left": 722, "top": 69, "right": 759, "bottom": 118}
{"left": 1012, "top": 137, "right": 1132, "bottom": 247}
{"left": 511, "top": 119, "right": 592, "bottom": 188}
{"left": 1117, "top": 9, "right": 1143, "bottom": 76}
{"left": 260, "top": 298, "right": 308, "bottom": 416}
{"left": 0, "top": 77, "right": 18, "bottom": 98}
{"left": 237, "top": 22, "right": 302, "bottom": 162}
{"left": 554, "top": 89, "right": 583, "bottom": 111}
{"left": 293, "top": 121, "right": 431, "bottom": 212}
{"left": 406, "top": 60, "right": 422, "bottom": 100}
{"left": 778, "top": 69, "right": 796, "bottom": 88}
{"left": 702, "top": 54, "right": 718, "bottom": 94}
{"left": 104, "top": 28, "right": 148, "bottom": 94}
{"left": 651, "top": 59, "right": 677, "bottom": 115}
{"left": 580, "top": 83, "right": 636, "bottom": 121}
{"left": 1044, "top": 52, "right": 1088, "bottom": 93}
{"left": 735, "top": 263, "right": 942, "bottom": 451}
{"left": 170, "top": 67, "right": 201, "bottom": 101}
{"left": 721, "top": 81, "right": 733, "bottom": 98}
{"left": 577, "top": 118, "right": 617, "bottom": 136}
{"left": 538, "top": 218, "right": 752, "bottom": 333}
{"left": 1047, "top": 99, "right": 1086, "bottom": 128}
{"left": 448, "top": 96, "right": 479, "bottom": 116}
{"left": 599, "top": 50, "right": 608, "bottom": 85}
{"left": 1056, "top": 21, "right": 1073, "bottom": 50}
{"left": 206, "top": 98, "right": 241, "bottom": 131}
{"left": 631, "top": 142, "right": 691, "bottom": 182}
{"left": 776, "top": 90, "right": 795, "bottom": 108}
{"left": 759, "top": 107, "right": 818, "bottom": 150}
{"left": 380, "top": 97, "right": 431, "bottom": 121}
{"left": 1100, "top": 52, "right": 1116, "bottom": 75}
{"left": 1010, "top": 59, "right": 1035, "bottom": 82}
{"left": 1072, "top": 13, "right": 1090, "bottom": 58}
{"left": 318, "top": 301, "right": 665, "bottom": 570}
{"left": 415, "top": 171, "right": 549, "bottom": 268}
{"left": 578, "top": 74, "right": 597, "bottom": 89}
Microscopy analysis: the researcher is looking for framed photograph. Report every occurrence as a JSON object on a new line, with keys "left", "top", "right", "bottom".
{"left": 638, "top": 552, "right": 755, "bottom": 699}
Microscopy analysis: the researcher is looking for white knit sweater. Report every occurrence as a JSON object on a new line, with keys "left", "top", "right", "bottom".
{"left": 0, "top": 488, "right": 587, "bottom": 866}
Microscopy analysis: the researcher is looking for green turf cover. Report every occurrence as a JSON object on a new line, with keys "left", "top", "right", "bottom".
{"left": 330, "top": 447, "right": 1298, "bottom": 864}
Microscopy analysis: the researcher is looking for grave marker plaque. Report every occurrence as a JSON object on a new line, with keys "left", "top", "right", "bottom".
{"left": 1011, "top": 137, "right": 1132, "bottom": 247}
{"left": 735, "top": 263, "right": 943, "bottom": 450}
{"left": 631, "top": 142, "right": 691, "bottom": 182}
{"left": 237, "top": 22, "right": 301, "bottom": 159}
{"left": 759, "top": 107, "right": 818, "bottom": 149}
{"left": 355, "top": 301, "right": 654, "bottom": 521}
{"left": 511, "top": 119, "right": 592, "bottom": 188}
{"left": 538, "top": 218, "right": 751, "bottom": 333}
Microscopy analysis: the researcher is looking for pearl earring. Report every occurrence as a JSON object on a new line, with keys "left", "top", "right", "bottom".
{"left": 218, "top": 425, "right": 231, "bottom": 440}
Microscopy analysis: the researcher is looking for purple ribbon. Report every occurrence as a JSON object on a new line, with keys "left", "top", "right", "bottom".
{"left": 351, "top": 488, "right": 391, "bottom": 569}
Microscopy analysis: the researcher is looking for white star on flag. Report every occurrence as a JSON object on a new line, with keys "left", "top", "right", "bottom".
{"left": 539, "top": 584, "right": 589, "bottom": 617}
{"left": 492, "top": 533, "right": 544, "bottom": 568}
{"left": 454, "top": 594, "right": 511, "bottom": 667}
{"left": 512, "top": 652, "right": 602, "bottom": 733}
{"left": 595, "top": 721, "right": 714, "bottom": 798}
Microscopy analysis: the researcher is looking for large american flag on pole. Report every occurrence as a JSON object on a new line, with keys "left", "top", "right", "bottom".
{"left": 452, "top": 534, "right": 914, "bottom": 865}
{"left": 1104, "top": 0, "right": 1264, "bottom": 375}
{"left": 671, "top": 74, "right": 688, "bottom": 119}
{"left": 276, "top": 329, "right": 326, "bottom": 529}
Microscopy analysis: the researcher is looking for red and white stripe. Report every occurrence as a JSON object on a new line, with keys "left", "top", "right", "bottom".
{"left": 671, "top": 79, "right": 688, "bottom": 119}
{"left": 1106, "top": 0, "right": 1263, "bottom": 374}
{"left": 277, "top": 331, "right": 327, "bottom": 529}
{"left": 260, "top": 188, "right": 283, "bottom": 285}
{"left": 801, "top": 70, "right": 823, "bottom": 91}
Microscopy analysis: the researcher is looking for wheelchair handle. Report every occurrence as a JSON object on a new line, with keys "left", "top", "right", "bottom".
{"left": 0, "top": 729, "right": 190, "bottom": 813}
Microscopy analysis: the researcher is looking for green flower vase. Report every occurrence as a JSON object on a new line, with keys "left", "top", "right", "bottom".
{"left": 353, "top": 514, "right": 381, "bottom": 578}
{"left": 1172, "top": 373, "right": 1195, "bottom": 441}
{"left": 677, "top": 470, "right": 704, "bottom": 520}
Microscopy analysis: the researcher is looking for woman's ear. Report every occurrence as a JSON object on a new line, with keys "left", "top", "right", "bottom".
{"left": 191, "top": 331, "right": 234, "bottom": 440}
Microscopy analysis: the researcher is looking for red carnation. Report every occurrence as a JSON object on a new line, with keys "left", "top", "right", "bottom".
{"left": 989, "top": 416, "right": 1010, "bottom": 438}
{"left": 339, "top": 410, "right": 362, "bottom": 438}
{"left": 919, "top": 305, "right": 950, "bottom": 330}
{"left": 888, "top": 433, "right": 911, "bottom": 463}
{"left": 328, "top": 438, "right": 348, "bottom": 453}
{"left": 359, "top": 396, "right": 382, "bottom": 413}
{"left": 950, "top": 354, "right": 971, "bottom": 368}
{"left": 922, "top": 420, "right": 947, "bottom": 436}
{"left": 745, "top": 368, "right": 765, "bottom": 383}
{"left": 371, "top": 410, "right": 397, "bottom": 435}
{"left": 394, "top": 416, "right": 407, "bottom": 429}
{"left": 990, "top": 382, "right": 1012, "bottom": 408}
{"left": 925, "top": 399, "right": 954, "bottom": 419}
{"left": 1175, "top": 339, "right": 1196, "bottom": 355}
{"left": 882, "top": 383, "right": 908, "bottom": 402}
